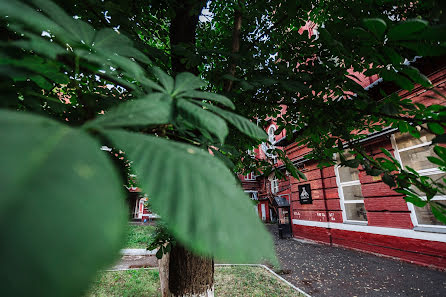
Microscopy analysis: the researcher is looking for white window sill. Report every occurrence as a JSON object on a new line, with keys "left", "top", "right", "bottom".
{"left": 343, "top": 221, "right": 368, "bottom": 226}
{"left": 413, "top": 226, "right": 446, "bottom": 234}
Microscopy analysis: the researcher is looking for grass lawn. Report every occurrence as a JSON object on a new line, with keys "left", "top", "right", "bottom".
{"left": 85, "top": 266, "right": 306, "bottom": 297}
{"left": 124, "top": 224, "right": 155, "bottom": 249}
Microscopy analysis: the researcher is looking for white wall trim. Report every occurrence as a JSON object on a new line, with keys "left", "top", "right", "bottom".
{"left": 292, "top": 219, "right": 446, "bottom": 243}
{"left": 142, "top": 214, "right": 160, "bottom": 218}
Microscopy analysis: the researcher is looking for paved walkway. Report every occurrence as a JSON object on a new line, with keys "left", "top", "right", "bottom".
{"left": 267, "top": 224, "right": 446, "bottom": 297}
{"left": 111, "top": 254, "right": 157, "bottom": 270}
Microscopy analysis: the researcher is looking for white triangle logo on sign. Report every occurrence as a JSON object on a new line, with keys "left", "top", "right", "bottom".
{"left": 300, "top": 187, "right": 309, "bottom": 199}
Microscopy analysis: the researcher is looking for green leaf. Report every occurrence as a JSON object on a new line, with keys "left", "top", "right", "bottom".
{"left": 177, "top": 100, "right": 228, "bottom": 144}
{"left": 181, "top": 90, "right": 235, "bottom": 110}
{"left": 434, "top": 145, "right": 446, "bottom": 160}
{"left": 103, "top": 129, "right": 277, "bottom": 264}
{"left": 399, "top": 41, "right": 446, "bottom": 56}
{"left": 173, "top": 72, "right": 206, "bottom": 96}
{"left": 400, "top": 65, "right": 432, "bottom": 88}
{"left": 30, "top": 75, "right": 53, "bottom": 90}
{"left": 93, "top": 28, "right": 151, "bottom": 64}
{"left": 205, "top": 104, "right": 267, "bottom": 140}
{"left": 10, "top": 31, "right": 66, "bottom": 59}
{"left": 427, "top": 156, "right": 445, "bottom": 167}
{"left": 388, "top": 19, "right": 428, "bottom": 41}
{"left": 210, "top": 147, "right": 235, "bottom": 170}
{"left": 432, "top": 134, "right": 446, "bottom": 144}
{"left": 382, "top": 47, "right": 402, "bottom": 64}
{"left": 378, "top": 158, "right": 398, "bottom": 171}
{"left": 427, "top": 123, "right": 444, "bottom": 135}
{"left": 408, "top": 127, "right": 421, "bottom": 138}
{"left": 403, "top": 195, "right": 428, "bottom": 207}
{"left": 0, "top": 0, "right": 66, "bottom": 39}
{"left": 153, "top": 67, "right": 174, "bottom": 94}
{"left": 0, "top": 110, "right": 126, "bottom": 297}
{"left": 84, "top": 93, "right": 172, "bottom": 129}
{"left": 380, "top": 148, "right": 395, "bottom": 160}
{"left": 363, "top": 18, "right": 387, "bottom": 38}
{"left": 31, "top": 0, "right": 95, "bottom": 44}
{"left": 156, "top": 247, "right": 164, "bottom": 259}
{"left": 343, "top": 159, "right": 360, "bottom": 168}
{"left": 398, "top": 121, "right": 409, "bottom": 133}
{"left": 382, "top": 173, "right": 396, "bottom": 188}
{"left": 431, "top": 202, "right": 446, "bottom": 224}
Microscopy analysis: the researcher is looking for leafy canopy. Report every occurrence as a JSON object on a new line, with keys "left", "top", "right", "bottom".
{"left": 1, "top": 0, "right": 446, "bottom": 296}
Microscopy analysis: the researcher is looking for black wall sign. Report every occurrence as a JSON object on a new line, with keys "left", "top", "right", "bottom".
{"left": 298, "top": 184, "right": 312, "bottom": 204}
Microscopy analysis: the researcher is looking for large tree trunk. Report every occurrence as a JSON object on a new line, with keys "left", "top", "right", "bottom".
{"left": 165, "top": 2, "right": 214, "bottom": 296}
{"left": 159, "top": 251, "right": 172, "bottom": 297}
{"left": 168, "top": 244, "right": 214, "bottom": 297}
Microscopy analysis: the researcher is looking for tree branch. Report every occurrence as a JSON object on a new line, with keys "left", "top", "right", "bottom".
{"left": 224, "top": 9, "right": 242, "bottom": 92}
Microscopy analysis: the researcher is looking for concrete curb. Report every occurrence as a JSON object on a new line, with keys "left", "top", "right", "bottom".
{"left": 120, "top": 248, "right": 157, "bottom": 256}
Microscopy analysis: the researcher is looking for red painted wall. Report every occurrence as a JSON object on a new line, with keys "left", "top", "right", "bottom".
{"left": 238, "top": 66, "right": 446, "bottom": 269}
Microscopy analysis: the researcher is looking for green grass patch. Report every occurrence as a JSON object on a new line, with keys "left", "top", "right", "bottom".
{"left": 124, "top": 224, "right": 155, "bottom": 249}
{"left": 86, "top": 269, "right": 160, "bottom": 297}
{"left": 85, "top": 266, "right": 305, "bottom": 297}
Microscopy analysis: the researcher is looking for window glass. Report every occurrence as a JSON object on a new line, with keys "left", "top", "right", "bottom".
{"left": 414, "top": 201, "right": 446, "bottom": 226}
{"left": 336, "top": 153, "right": 360, "bottom": 182}
{"left": 271, "top": 178, "right": 279, "bottom": 194}
{"left": 338, "top": 167, "right": 360, "bottom": 183}
{"left": 342, "top": 185, "right": 364, "bottom": 200}
{"left": 268, "top": 126, "right": 276, "bottom": 144}
{"left": 394, "top": 130, "right": 435, "bottom": 149}
{"left": 336, "top": 152, "right": 366, "bottom": 222}
{"left": 399, "top": 145, "right": 437, "bottom": 171}
{"left": 345, "top": 203, "right": 367, "bottom": 221}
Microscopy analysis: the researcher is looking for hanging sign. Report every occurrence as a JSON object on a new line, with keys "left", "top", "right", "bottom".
{"left": 298, "top": 184, "right": 312, "bottom": 204}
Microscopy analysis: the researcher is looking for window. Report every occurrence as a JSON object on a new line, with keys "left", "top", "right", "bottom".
{"left": 335, "top": 154, "right": 367, "bottom": 222}
{"left": 392, "top": 131, "right": 446, "bottom": 228}
{"left": 272, "top": 155, "right": 278, "bottom": 165}
{"left": 244, "top": 172, "right": 255, "bottom": 181}
{"left": 268, "top": 125, "right": 276, "bottom": 144}
{"left": 245, "top": 191, "right": 258, "bottom": 200}
{"left": 271, "top": 178, "right": 279, "bottom": 194}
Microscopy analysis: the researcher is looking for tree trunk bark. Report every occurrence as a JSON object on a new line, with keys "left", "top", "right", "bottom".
{"left": 224, "top": 9, "right": 242, "bottom": 92}
{"left": 159, "top": 251, "right": 172, "bottom": 297}
{"left": 167, "top": 2, "right": 214, "bottom": 296}
{"left": 168, "top": 244, "right": 214, "bottom": 297}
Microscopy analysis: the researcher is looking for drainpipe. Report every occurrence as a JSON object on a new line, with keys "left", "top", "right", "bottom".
{"left": 320, "top": 168, "right": 333, "bottom": 246}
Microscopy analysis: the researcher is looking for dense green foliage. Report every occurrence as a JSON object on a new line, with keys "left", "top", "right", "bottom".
{"left": 1, "top": 0, "right": 446, "bottom": 296}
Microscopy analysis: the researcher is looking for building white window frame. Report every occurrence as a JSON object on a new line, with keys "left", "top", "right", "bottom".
{"left": 244, "top": 190, "right": 258, "bottom": 200}
{"left": 268, "top": 125, "right": 277, "bottom": 144}
{"left": 390, "top": 134, "right": 446, "bottom": 231}
{"left": 244, "top": 172, "right": 255, "bottom": 181}
{"left": 271, "top": 178, "right": 279, "bottom": 194}
{"left": 334, "top": 157, "right": 368, "bottom": 224}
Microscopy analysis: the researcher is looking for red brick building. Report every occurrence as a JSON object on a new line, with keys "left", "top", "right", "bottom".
{"left": 239, "top": 57, "right": 446, "bottom": 269}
